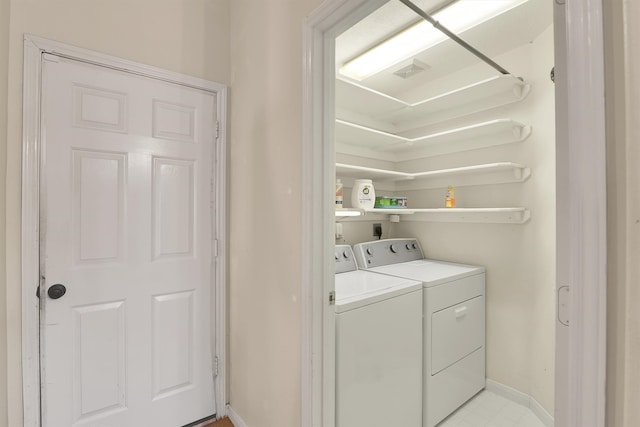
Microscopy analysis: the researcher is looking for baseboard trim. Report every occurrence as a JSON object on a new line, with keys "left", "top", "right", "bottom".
{"left": 226, "top": 405, "right": 249, "bottom": 427}
{"left": 486, "top": 379, "right": 530, "bottom": 407}
{"left": 529, "top": 394, "right": 555, "bottom": 427}
{"left": 485, "top": 379, "right": 554, "bottom": 427}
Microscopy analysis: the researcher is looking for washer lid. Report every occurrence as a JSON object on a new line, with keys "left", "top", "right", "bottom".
{"left": 369, "top": 259, "right": 485, "bottom": 287}
{"left": 335, "top": 270, "right": 422, "bottom": 313}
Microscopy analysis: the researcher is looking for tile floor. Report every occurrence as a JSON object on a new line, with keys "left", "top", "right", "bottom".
{"left": 437, "top": 390, "right": 547, "bottom": 427}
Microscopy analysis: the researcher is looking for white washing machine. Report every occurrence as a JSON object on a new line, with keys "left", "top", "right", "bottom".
{"left": 334, "top": 245, "right": 423, "bottom": 427}
{"left": 353, "top": 239, "right": 486, "bottom": 427}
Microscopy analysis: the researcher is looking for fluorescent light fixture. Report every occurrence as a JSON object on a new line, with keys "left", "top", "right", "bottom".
{"left": 339, "top": 0, "right": 528, "bottom": 81}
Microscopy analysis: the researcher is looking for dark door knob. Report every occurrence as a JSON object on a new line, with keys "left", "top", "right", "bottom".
{"left": 48, "top": 284, "right": 67, "bottom": 300}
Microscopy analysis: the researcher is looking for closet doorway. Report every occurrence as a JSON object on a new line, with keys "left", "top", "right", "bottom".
{"left": 301, "top": 1, "right": 606, "bottom": 427}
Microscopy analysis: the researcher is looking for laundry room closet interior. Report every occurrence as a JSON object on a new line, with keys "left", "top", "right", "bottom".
{"left": 332, "top": 0, "right": 555, "bottom": 425}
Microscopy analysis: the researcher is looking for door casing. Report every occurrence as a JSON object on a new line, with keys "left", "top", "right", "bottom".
{"left": 301, "top": 1, "right": 607, "bottom": 427}
{"left": 20, "top": 34, "right": 228, "bottom": 427}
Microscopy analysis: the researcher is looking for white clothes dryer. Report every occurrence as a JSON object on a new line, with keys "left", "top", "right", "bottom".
{"left": 352, "top": 239, "right": 486, "bottom": 427}
{"left": 334, "top": 245, "right": 423, "bottom": 427}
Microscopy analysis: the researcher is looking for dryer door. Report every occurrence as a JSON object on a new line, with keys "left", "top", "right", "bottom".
{"left": 431, "top": 295, "right": 484, "bottom": 375}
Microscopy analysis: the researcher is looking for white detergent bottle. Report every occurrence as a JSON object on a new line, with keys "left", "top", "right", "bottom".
{"left": 351, "top": 179, "right": 375, "bottom": 209}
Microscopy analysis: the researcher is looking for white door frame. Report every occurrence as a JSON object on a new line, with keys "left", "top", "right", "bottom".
{"left": 21, "top": 34, "right": 228, "bottom": 427}
{"left": 301, "top": 1, "right": 607, "bottom": 427}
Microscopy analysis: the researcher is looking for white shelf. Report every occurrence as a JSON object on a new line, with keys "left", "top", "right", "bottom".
{"left": 336, "top": 163, "right": 412, "bottom": 181}
{"left": 336, "top": 118, "right": 531, "bottom": 160}
{"left": 334, "top": 74, "right": 533, "bottom": 225}
{"left": 336, "top": 162, "right": 531, "bottom": 189}
{"left": 336, "top": 207, "right": 531, "bottom": 224}
{"left": 335, "top": 74, "right": 531, "bottom": 128}
{"left": 399, "top": 208, "right": 531, "bottom": 224}
{"left": 335, "top": 208, "right": 366, "bottom": 219}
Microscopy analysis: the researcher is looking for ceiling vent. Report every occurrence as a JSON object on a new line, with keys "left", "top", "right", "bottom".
{"left": 393, "top": 59, "right": 431, "bottom": 79}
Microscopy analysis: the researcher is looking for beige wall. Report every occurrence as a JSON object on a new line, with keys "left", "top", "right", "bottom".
{"left": 0, "top": 0, "right": 9, "bottom": 424}
{"left": 3, "top": 1, "right": 230, "bottom": 424}
{"left": 605, "top": 1, "right": 640, "bottom": 426}
{"left": 227, "top": 1, "right": 322, "bottom": 425}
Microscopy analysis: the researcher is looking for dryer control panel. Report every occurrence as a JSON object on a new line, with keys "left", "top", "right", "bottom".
{"left": 353, "top": 238, "right": 424, "bottom": 269}
{"left": 335, "top": 245, "right": 357, "bottom": 274}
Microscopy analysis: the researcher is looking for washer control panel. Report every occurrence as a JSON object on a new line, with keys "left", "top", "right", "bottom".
{"left": 335, "top": 245, "right": 358, "bottom": 274}
{"left": 353, "top": 238, "right": 424, "bottom": 269}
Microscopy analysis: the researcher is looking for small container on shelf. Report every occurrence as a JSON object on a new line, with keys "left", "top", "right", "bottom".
{"left": 375, "top": 196, "right": 392, "bottom": 208}
{"left": 375, "top": 196, "right": 408, "bottom": 209}
{"left": 336, "top": 179, "right": 343, "bottom": 209}
{"left": 352, "top": 179, "right": 375, "bottom": 209}
{"left": 445, "top": 186, "right": 456, "bottom": 208}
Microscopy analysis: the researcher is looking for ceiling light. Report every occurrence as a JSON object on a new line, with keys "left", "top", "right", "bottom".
{"left": 339, "top": 0, "right": 528, "bottom": 81}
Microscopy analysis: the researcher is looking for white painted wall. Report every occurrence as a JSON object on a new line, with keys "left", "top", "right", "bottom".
{"left": 0, "top": 0, "right": 9, "bottom": 424}
{"left": 227, "top": 1, "right": 322, "bottom": 426}
{"left": 2, "top": 2, "right": 230, "bottom": 425}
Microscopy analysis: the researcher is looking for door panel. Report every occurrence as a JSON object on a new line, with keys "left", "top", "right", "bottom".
{"left": 152, "top": 290, "right": 196, "bottom": 398}
{"left": 41, "top": 54, "right": 216, "bottom": 427}
{"left": 73, "top": 150, "right": 126, "bottom": 263}
{"left": 152, "top": 158, "right": 195, "bottom": 258}
{"left": 73, "top": 301, "right": 127, "bottom": 422}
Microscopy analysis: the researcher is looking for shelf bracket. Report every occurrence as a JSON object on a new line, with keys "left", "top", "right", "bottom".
{"left": 514, "top": 167, "right": 532, "bottom": 182}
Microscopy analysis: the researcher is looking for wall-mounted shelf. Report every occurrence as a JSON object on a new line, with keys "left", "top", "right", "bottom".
{"left": 336, "top": 118, "right": 531, "bottom": 160}
{"left": 335, "top": 208, "right": 366, "bottom": 219}
{"left": 336, "top": 207, "right": 531, "bottom": 224}
{"left": 336, "top": 163, "right": 411, "bottom": 182}
{"left": 335, "top": 74, "right": 531, "bottom": 129}
{"left": 398, "top": 208, "right": 531, "bottom": 224}
{"left": 336, "top": 162, "right": 531, "bottom": 189}
{"left": 334, "top": 74, "right": 534, "bottom": 226}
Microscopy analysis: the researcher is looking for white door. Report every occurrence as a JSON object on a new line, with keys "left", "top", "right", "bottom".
{"left": 40, "top": 54, "right": 217, "bottom": 427}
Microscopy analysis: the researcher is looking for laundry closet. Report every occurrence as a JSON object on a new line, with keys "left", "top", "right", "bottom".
{"left": 333, "top": 0, "right": 555, "bottom": 425}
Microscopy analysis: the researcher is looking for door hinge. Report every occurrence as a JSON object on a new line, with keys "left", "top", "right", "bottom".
{"left": 215, "top": 120, "right": 220, "bottom": 139}
{"left": 214, "top": 355, "right": 219, "bottom": 376}
{"left": 329, "top": 291, "right": 336, "bottom": 306}
{"left": 213, "top": 239, "right": 219, "bottom": 257}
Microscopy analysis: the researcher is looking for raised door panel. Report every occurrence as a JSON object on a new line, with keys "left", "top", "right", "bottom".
{"left": 72, "top": 150, "right": 126, "bottom": 265}
{"left": 72, "top": 301, "right": 127, "bottom": 423}
{"left": 73, "top": 84, "right": 128, "bottom": 133}
{"left": 152, "top": 100, "right": 197, "bottom": 143}
{"left": 152, "top": 291, "right": 195, "bottom": 399}
{"left": 152, "top": 158, "right": 195, "bottom": 259}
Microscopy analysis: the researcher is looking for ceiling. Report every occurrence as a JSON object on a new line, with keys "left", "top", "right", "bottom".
{"left": 335, "top": 0, "right": 552, "bottom": 98}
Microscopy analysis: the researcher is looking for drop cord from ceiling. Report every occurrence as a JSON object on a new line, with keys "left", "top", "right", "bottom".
{"left": 398, "top": 0, "right": 515, "bottom": 77}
